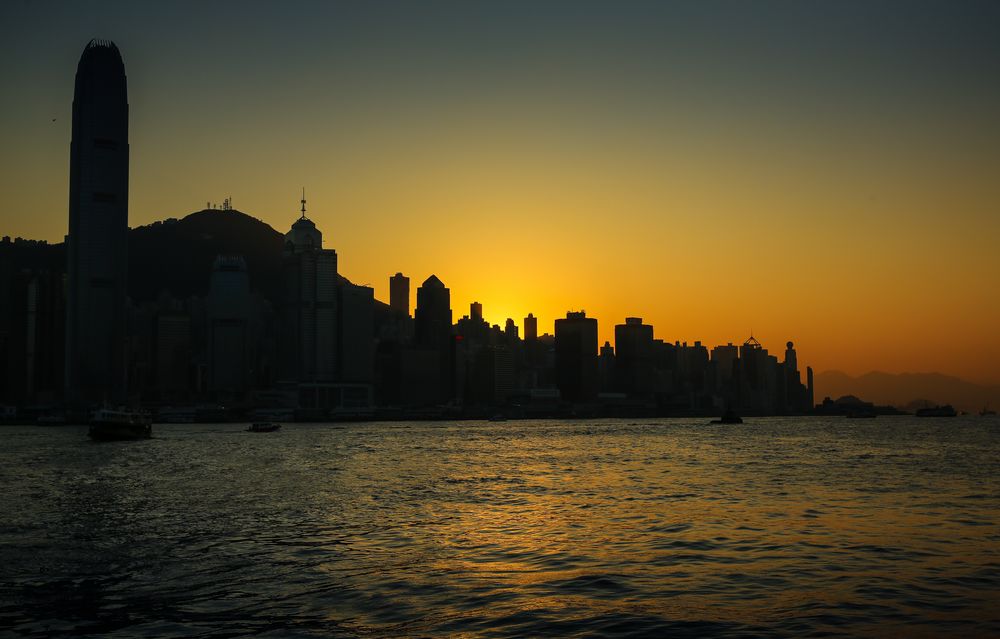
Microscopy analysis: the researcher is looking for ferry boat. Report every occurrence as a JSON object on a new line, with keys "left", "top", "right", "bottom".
{"left": 247, "top": 422, "right": 281, "bottom": 433}
{"left": 88, "top": 407, "right": 153, "bottom": 441}
{"left": 914, "top": 405, "right": 957, "bottom": 417}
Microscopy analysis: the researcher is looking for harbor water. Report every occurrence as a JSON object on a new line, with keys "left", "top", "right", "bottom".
{"left": 1, "top": 417, "right": 998, "bottom": 637}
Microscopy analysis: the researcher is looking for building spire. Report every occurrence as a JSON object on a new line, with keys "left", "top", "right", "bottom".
{"left": 300, "top": 187, "right": 307, "bottom": 219}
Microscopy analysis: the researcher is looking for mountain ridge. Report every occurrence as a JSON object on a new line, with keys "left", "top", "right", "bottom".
{"left": 814, "top": 370, "right": 1000, "bottom": 413}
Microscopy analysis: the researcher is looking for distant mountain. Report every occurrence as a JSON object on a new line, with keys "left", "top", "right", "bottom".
{"left": 814, "top": 370, "right": 1000, "bottom": 413}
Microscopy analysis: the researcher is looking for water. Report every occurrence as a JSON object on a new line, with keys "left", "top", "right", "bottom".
{"left": 1, "top": 417, "right": 998, "bottom": 637}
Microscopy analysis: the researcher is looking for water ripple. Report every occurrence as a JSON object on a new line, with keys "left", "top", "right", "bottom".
{"left": 1, "top": 417, "right": 999, "bottom": 637}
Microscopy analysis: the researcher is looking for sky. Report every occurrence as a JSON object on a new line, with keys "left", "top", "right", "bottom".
{"left": 1, "top": 1, "right": 999, "bottom": 383}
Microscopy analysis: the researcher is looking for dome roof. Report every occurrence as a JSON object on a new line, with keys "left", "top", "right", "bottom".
{"left": 284, "top": 189, "right": 325, "bottom": 252}
{"left": 285, "top": 215, "right": 322, "bottom": 252}
{"left": 75, "top": 38, "right": 126, "bottom": 101}
{"left": 78, "top": 39, "right": 125, "bottom": 72}
{"left": 86, "top": 38, "right": 121, "bottom": 53}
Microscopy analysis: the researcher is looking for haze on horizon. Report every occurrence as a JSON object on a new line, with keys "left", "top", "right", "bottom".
{"left": 1, "top": 1, "right": 998, "bottom": 384}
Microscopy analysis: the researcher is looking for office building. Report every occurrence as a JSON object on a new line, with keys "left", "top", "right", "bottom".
{"left": 65, "top": 40, "right": 129, "bottom": 405}
{"left": 554, "top": 311, "right": 598, "bottom": 401}
{"left": 524, "top": 313, "right": 538, "bottom": 341}
{"left": 414, "top": 275, "right": 454, "bottom": 402}
{"left": 614, "top": 317, "right": 655, "bottom": 396}
{"left": 280, "top": 192, "right": 338, "bottom": 385}
{"left": 389, "top": 272, "right": 409, "bottom": 316}
{"left": 206, "top": 256, "right": 251, "bottom": 397}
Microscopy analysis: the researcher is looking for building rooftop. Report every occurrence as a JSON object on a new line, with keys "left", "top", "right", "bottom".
{"left": 422, "top": 274, "right": 445, "bottom": 288}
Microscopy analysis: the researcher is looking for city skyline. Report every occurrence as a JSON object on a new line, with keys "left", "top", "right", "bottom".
{"left": 1, "top": 2, "right": 999, "bottom": 384}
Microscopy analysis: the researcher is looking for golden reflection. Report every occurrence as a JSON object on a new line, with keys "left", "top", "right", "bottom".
{"left": 314, "top": 421, "right": 1000, "bottom": 631}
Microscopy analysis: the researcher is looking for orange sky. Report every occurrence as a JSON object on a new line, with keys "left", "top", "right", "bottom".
{"left": 1, "top": 2, "right": 998, "bottom": 383}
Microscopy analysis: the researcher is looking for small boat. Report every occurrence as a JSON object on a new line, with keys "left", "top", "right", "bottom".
{"left": 981, "top": 406, "right": 997, "bottom": 416}
{"left": 247, "top": 422, "right": 281, "bottom": 433}
{"left": 89, "top": 407, "right": 152, "bottom": 441}
{"left": 710, "top": 409, "right": 743, "bottom": 424}
{"left": 915, "top": 405, "right": 957, "bottom": 417}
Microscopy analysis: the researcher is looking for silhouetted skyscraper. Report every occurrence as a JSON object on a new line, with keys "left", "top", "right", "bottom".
{"left": 279, "top": 193, "right": 373, "bottom": 411}
{"left": 154, "top": 312, "right": 190, "bottom": 400}
{"left": 711, "top": 342, "right": 739, "bottom": 403}
{"left": 615, "top": 317, "right": 655, "bottom": 396}
{"left": 338, "top": 282, "right": 375, "bottom": 385}
{"left": 554, "top": 311, "right": 598, "bottom": 402}
{"left": 504, "top": 318, "right": 518, "bottom": 341}
{"left": 207, "top": 256, "right": 251, "bottom": 396}
{"left": 784, "top": 341, "right": 798, "bottom": 375}
{"left": 415, "top": 275, "right": 452, "bottom": 349}
{"left": 65, "top": 39, "right": 129, "bottom": 405}
{"left": 390, "top": 272, "right": 409, "bottom": 316}
{"left": 524, "top": 313, "right": 537, "bottom": 341}
{"left": 711, "top": 343, "right": 739, "bottom": 381}
{"left": 415, "top": 275, "right": 453, "bottom": 402}
{"left": 599, "top": 340, "right": 616, "bottom": 392}
{"left": 280, "top": 192, "right": 338, "bottom": 384}
{"left": 0, "top": 244, "right": 65, "bottom": 406}
{"left": 470, "top": 301, "right": 483, "bottom": 322}
{"left": 738, "top": 334, "right": 778, "bottom": 413}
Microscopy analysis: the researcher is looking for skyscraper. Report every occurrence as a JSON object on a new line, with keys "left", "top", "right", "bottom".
{"left": 415, "top": 275, "right": 452, "bottom": 350}
{"left": 415, "top": 275, "right": 453, "bottom": 402}
{"left": 280, "top": 192, "right": 339, "bottom": 385}
{"left": 504, "top": 318, "right": 518, "bottom": 341}
{"left": 784, "top": 341, "right": 798, "bottom": 376}
{"left": 524, "top": 313, "right": 538, "bottom": 342}
{"left": 207, "top": 256, "right": 251, "bottom": 397}
{"left": 278, "top": 192, "right": 374, "bottom": 412}
{"left": 389, "top": 272, "right": 410, "bottom": 316}
{"left": 554, "top": 311, "right": 599, "bottom": 402}
{"left": 65, "top": 40, "right": 129, "bottom": 405}
{"left": 614, "top": 317, "right": 654, "bottom": 396}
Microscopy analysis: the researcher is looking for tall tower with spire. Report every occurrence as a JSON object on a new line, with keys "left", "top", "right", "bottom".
{"left": 278, "top": 190, "right": 374, "bottom": 411}
{"left": 65, "top": 39, "right": 129, "bottom": 405}
{"left": 280, "top": 189, "right": 338, "bottom": 386}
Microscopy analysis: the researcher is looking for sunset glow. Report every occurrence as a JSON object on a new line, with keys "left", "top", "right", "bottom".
{"left": 1, "top": 1, "right": 998, "bottom": 382}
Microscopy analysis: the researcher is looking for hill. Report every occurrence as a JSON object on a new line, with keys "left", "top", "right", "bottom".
{"left": 5, "top": 209, "right": 390, "bottom": 313}
{"left": 128, "top": 209, "right": 391, "bottom": 316}
{"left": 814, "top": 370, "right": 1000, "bottom": 413}
{"left": 128, "top": 209, "right": 285, "bottom": 303}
